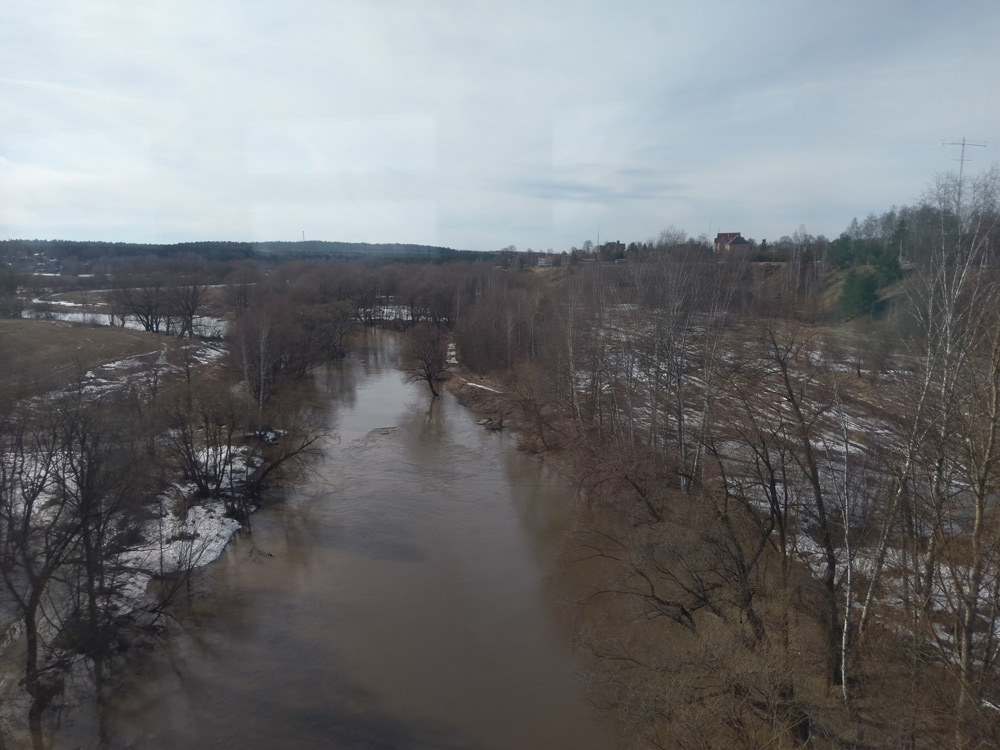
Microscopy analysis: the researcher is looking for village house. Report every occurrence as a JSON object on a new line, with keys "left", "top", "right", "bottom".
{"left": 713, "top": 232, "right": 750, "bottom": 252}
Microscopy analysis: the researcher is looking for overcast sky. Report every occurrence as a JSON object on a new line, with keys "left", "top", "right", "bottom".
{"left": 2, "top": 0, "right": 997, "bottom": 252}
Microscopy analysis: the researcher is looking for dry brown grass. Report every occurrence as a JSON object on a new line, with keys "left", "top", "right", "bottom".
{"left": 0, "top": 319, "right": 187, "bottom": 399}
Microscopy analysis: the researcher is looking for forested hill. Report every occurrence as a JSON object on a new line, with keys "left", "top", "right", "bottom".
{"left": 1, "top": 239, "right": 468, "bottom": 263}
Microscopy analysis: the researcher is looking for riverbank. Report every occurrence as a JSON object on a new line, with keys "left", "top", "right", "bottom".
{"left": 444, "top": 366, "right": 584, "bottom": 481}
{"left": 444, "top": 372, "right": 512, "bottom": 423}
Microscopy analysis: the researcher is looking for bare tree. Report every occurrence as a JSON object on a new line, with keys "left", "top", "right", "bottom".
{"left": 168, "top": 278, "right": 207, "bottom": 338}
{"left": 891, "top": 165, "right": 1000, "bottom": 745}
{"left": 161, "top": 385, "right": 248, "bottom": 501}
{"left": 400, "top": 323, "right": 447, "bottom": 397}
{"left": 760, "top": 323, "right": 844, "bottom": 687}
{"left": 229, "top": 307, "right": 282, "bottom": 419}
{"left": 0, "top": 410, "right": 78, "bottom": 724}
{"left": 224, "top": 263, "right": 258, "bottom": 316}
{"left": 51, "top": 390, "right": 155, "bottom": 698}
{"left": 282, "top": 301, "right": 357, "bottom": 377}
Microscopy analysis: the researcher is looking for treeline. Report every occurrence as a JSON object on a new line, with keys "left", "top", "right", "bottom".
{"left": 0, "top": 238, "right": 475, "bottom": 268}
{"left": 3, "top": 239, "right": 257, "bottom": 265}
{"left": 0, "top": 239, "right": 503, "bottom": 316}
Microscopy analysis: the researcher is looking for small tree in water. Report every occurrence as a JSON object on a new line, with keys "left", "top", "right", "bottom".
{"left": 401, "top": 323, "right": 447, "bottom": 397}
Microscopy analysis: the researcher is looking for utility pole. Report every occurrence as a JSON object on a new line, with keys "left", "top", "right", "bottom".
{"left": 943, "top": 138, "right": 989, "bottom": 267}
{"left": 943, "top": 137, "right": 986, "bottom": 209}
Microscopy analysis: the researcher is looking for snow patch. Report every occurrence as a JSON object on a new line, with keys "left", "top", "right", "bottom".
{"left": 466, "top": 382, "right": 503, "bottom": 394}
{"left": 122, "top": 500, "right": 241, "bottom": 579}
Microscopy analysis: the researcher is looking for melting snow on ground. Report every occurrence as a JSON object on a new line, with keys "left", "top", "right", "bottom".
{"left": 467, "top": 382, "right": 503, "bottom": 394}
{"left": 124, "top": 498, "right": 241, "bottom": 577}
{"left": 116, "top": 496, "right": 242, "bottom": 612}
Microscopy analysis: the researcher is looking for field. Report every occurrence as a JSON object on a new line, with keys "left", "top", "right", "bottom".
{"left": 0, "top": 318, "right": 213, "bottom": 399}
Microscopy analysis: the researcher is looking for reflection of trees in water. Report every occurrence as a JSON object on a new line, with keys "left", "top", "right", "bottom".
{"left": 78, "top": 544, "right": 474, "bottom": 750}
{"left": 502, "top": 449, "right": 578, "bottom": 567}
{"left": 356, "top": 327, "right": 397, "bottom": 376}
{"left": 313, "top": 359, "right": 357, "bottom": 412}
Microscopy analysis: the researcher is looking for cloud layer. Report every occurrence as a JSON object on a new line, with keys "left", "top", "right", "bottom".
{"left": 2, "top": 0, "right": 998, "bottom": 250}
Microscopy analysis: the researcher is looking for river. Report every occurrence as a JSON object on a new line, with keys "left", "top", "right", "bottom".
{"left": 48, "top": 329, "right": 614, "bottom": 749}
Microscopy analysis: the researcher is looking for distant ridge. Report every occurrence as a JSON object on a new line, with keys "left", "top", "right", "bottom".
{"left": 1, "top": 239, "right": 469, "bottom": 263}
{"left": 252, "top": 240, "right": 463, "bottom": 258}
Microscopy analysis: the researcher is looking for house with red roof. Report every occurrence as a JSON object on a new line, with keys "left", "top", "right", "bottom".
{"left": 713, "top": 232, "right": 750, "bottom": 252}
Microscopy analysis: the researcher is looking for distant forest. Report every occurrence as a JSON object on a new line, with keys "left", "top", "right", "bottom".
{"left": 0, "top": 238, "right": 477, "bottom": 264}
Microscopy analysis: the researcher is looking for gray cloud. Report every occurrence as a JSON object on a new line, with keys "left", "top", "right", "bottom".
{"left": 1, "top": 0, "right": 998, "bottom": 251}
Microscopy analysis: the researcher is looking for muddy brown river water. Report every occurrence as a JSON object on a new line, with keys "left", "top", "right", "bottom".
{"left": 48, "top": 329, "right": 614, "bottom": 749}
